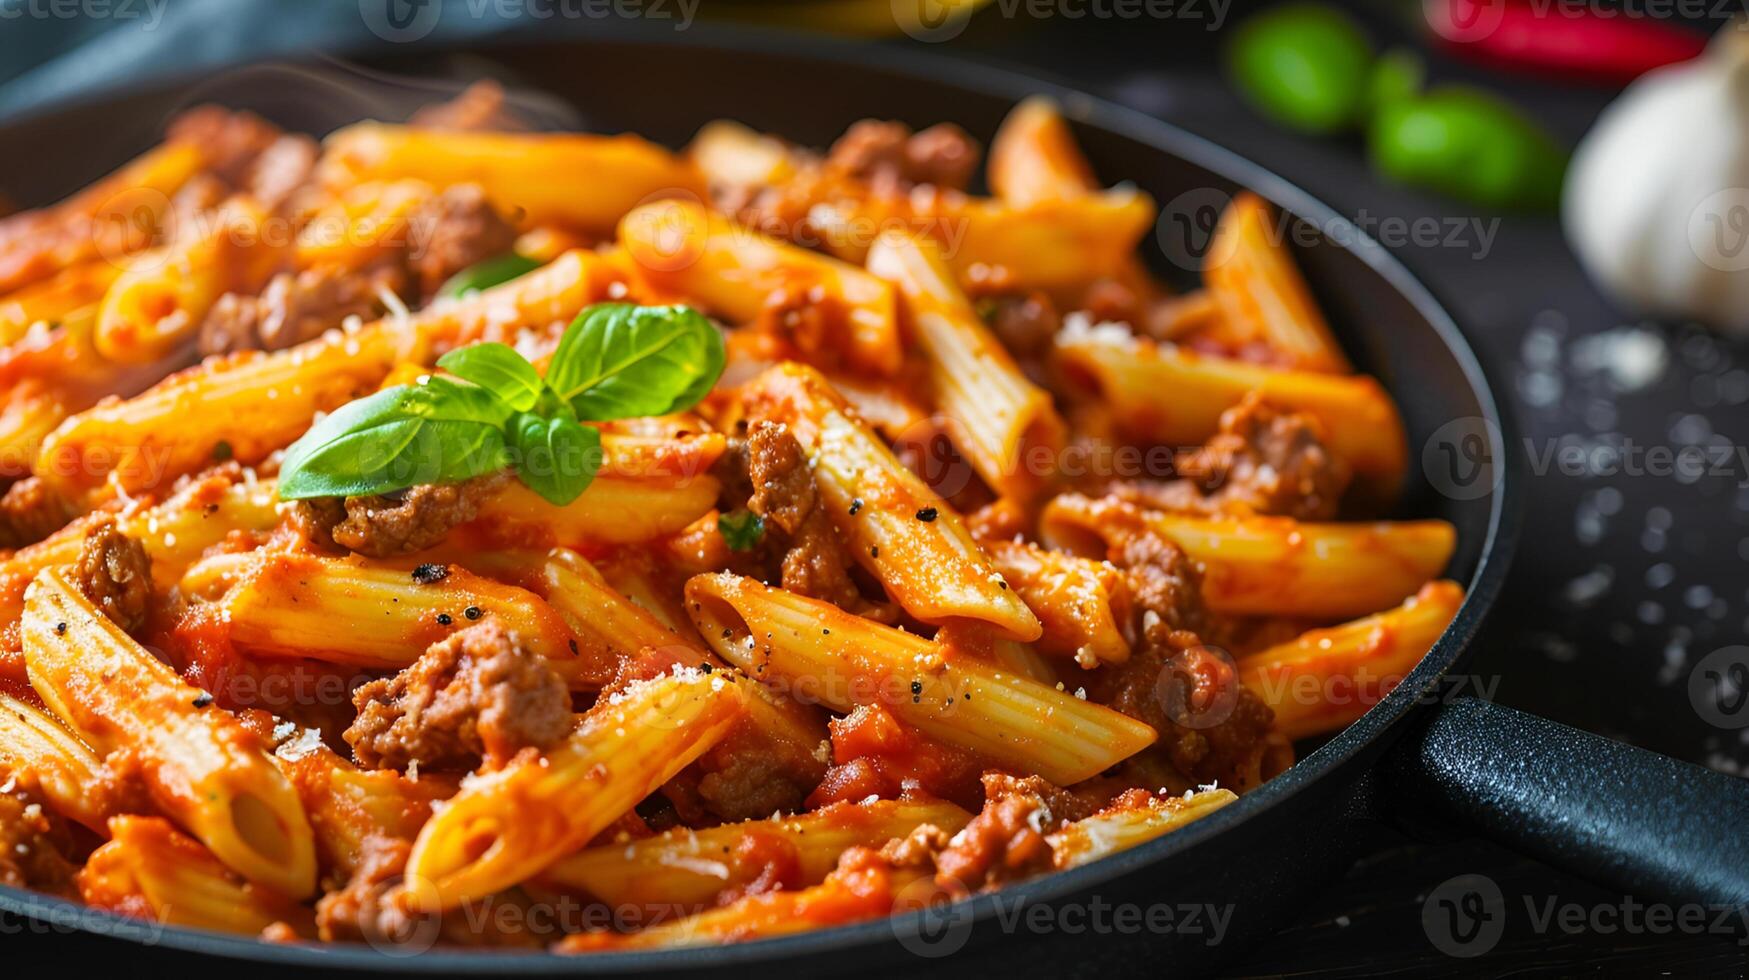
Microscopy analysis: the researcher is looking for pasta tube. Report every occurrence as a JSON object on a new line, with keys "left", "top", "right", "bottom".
{"left": 687, "top": 573, "right": 1156, "bottom": 785}
{"left": 1238, "top": 580, "right": 1464, "bottom": 739}
{"left": 866, "top": 230, "right": 1065, "bottom": 499}
{"left": 744, "top": 363, "right": 1041, "bottom": 641}
{"left": 542, "top": 798, "right": 972, "bottom": 908}
{"left": 1041, "top": 494, "right": 1455, "bottom": 620}
{"left": 1205, "top": 192, "right": 1350, "bottom": 373}
{"left": 222, "top": 553, "right": 608, "bottom": 689}
{"left": 79, "top": 815, "right": 313, "bottom": 935}
{"left": 620, "top": 199, "right": 902, "bottom": 375}
{"left": 320, "top": 123, "right": 707, "bottom": 236}
{"left": 1047, "top": 788, "right": 1237, "bottom": 870}
{"left": 403, "top": 669, "right": 744, "bottom": 911}
{"left": 23, "top": 567, "right": 317, "bottom": 897}
{"left": 0, "top": 690, "right": 108, "bottom": 833}
{"left": 1054, "top": 329, "right": 1406, "bottom": 495}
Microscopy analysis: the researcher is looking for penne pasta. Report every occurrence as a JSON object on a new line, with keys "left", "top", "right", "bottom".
{"left": 1048, "top": 788, "right": 1237, "bottom": 870}
{"left": 95, "top": 196, "right": 289, "bottom": 364}
{"left": 23, "top": 566, "right": 317, "bottom": 897}
{"left": 0, "top": 92, "right": 1475, "bottom": 953}
{"left": 687, "top": 572, "right": 1156, "bottom": 785}
{"left": 542, "top": 798, "right": 972, "bottom": 909}
{"left": 38, "top": 248, "right": 614, "bottom": 500}
{"left": 1238, "top": 580, "right": 1464, "bottom": 740}
{"left": 222, "top": 552, "right": 609, "bottom": 689}
{"left": 1054, "top": 328, "right": 1407, "bottom": 496}
{"left": 79, "top": 815, "right": 313, "bottom": 936}
{"left": 687, "top": 120, "right": 802, "bottom": 188}
{"left": 0, "top": 261, "right": 123, "bottom": 344}
{"left": 866, "top": 230, "right": 1065, "bottom": 499}
{"left": 0, "top": 140, "right": 206, "bottom": 295}
{"left": 274, "top": 738, "right": 453, "bottom": 878}
{"left": 403, "top": 669, "right": 745, "bottom": 911}
{"left": 744, "top": 363, "right": 1041, "bottom": 641}
{"left": 0, "top": 690, "right": 109, "bottom": 833}
{"left": 980, "top": 539, "right": 1131, "bottom": 667}
{"left": 1204, "top": 192, "right": 1350, "bottom": 373}
{"left": 620, "top": 199, "right": 902, "bottom": 376}
{"left": 1041, "top": 494, "right": 1455, "bottom": 620}
{"left": 558, "top": 853, "right": 930, "bottom": 952}
{"left": 320, "top": 123, "right": 707, "bottom": 236}
{"left": 557, "top": 851, "right": 929, "bottom": 952}
{"left": 987, "top": 96, "right": 1101, "bottom": 205}
{"left": 536, "top": 547, "right": 697, "bottom": 666}
{"left": 0, "top": 468, "right": 281, "bottom": 624}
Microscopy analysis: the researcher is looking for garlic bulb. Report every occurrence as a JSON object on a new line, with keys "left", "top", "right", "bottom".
{"left": 1564, "top": 29, "right": 1749, "bottom": 334}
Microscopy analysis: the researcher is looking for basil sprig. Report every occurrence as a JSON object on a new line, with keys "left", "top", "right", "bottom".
{"left": 278, "top": 303, "right": 725, "bottom": 507}
{"left": 435, "top": 253, "right": 544, "bottom": 299}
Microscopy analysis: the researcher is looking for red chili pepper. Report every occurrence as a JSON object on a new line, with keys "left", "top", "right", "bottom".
{"left": 1425, "top": 0, "right": 1707, "bottom": 84}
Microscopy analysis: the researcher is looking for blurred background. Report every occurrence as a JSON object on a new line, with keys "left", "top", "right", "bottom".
{"left": 3, "top": 0, "right": 1747, "bottom": 974}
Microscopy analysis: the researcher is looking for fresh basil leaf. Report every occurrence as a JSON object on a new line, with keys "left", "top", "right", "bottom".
{"left": 436, "top": 253, "right": 543, "bottom": 299}
{"left": 546, "top": 303, "right": 726, "bottom": 421}
{"left": 437, "top": 343, "right": 545, "bottom": 413}
{"left": 505, "top": 412, "right": 601, "bottom": 506}
{"left": 278, "top": 380, "right": 512, "bottom": 499}
{"left": 717, "top": 510, "right": 765, "bottom": 552}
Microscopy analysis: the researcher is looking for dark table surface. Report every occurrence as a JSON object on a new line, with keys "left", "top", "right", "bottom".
{"left": 4, "top": 2, "right": 1749, "bottom": 975}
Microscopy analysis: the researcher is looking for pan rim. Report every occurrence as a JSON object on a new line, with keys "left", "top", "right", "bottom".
{"left": 0, "top": 20, "right": 1519, "bottom": 972}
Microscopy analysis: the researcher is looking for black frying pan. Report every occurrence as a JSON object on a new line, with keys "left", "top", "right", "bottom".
{"left": 1, "top": 24, "right": 1744, "bottom": 977}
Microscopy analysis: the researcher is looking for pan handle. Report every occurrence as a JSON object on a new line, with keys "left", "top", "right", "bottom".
{"left": 1378, "top": 697, "right": 1749, "bottom": 907}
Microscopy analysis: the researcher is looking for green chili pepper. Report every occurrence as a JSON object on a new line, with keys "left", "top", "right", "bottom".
{"left": 1367, "top": 87, "right": 1567, "bottom": 212}
{"left": 1226, "top": 3, "right": 1374, "bottom": 135}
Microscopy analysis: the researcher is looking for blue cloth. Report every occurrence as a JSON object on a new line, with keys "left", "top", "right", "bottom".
{"left": 0, "top": 0, "right": 558, "bottom": 121}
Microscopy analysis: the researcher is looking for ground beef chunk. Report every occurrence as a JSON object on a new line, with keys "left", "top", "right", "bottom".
{"left": 1072, "top": 499, "right": 1277, "bottom": 788}
{"left": 981, "top": 292, "right": 1060, "bottom": 363}
{"left": 1107, "top": 505, "right": 1217, "bottom": 642}
{"left": 316, "top": 835, "right": 542, "bottom": 947}
{"left": 825, "top": 120, "right": 980, "bottom": 192}
{"left": 0, "top": 477, "right": 77, "bottom": 549}
{"left": 934, "top": 792, "right": 1054, "bottom": 890}
{"left": 345, "top": 620, "right": 572, "bottom": 771}
{"left": 294, "top": 471, "right": 507, "bottom": 558}
{"left": 198, "top": 264, "right": 396, "bottom": 355}
{"left": 927, "top": 772, "right": 1127, "bottom": 889}
{"left": 979, "top": 772, "right": 1104, "bottom": 826}
{"left": 1088, "top": 635, "right": 1275, "bottom": 788}
{"left": 0, "top": 784, "right": 77, "bottom": 896}
{"left": 693, "top": 716, "right": 828, "bottom": 822}
{"left": 405, "top": 184, "right": 519, "bottom": 301}
{"left": 743, "top": 421, "right": 861, "bottom": 608}
{"left": 1110, "top": 394, "right": 1350, "bottom": 520}
{"left": 244, "top": 134, "right": 319, "bottom": 213}
{"left": 166, "top": 106, "right": 283, "bottom": 189}
{"left": 408, "top": 81, "right": 530, "bottom": 133}
{"left": 72, "top": 515, "right": 152, "bottom": 635}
